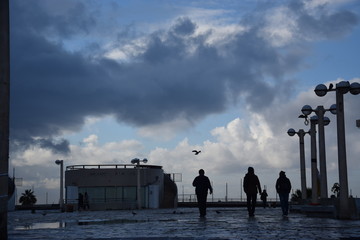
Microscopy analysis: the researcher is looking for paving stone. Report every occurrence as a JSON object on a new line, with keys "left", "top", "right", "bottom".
{"left": 8, "top": 207, "right": 360, "bottom": 240}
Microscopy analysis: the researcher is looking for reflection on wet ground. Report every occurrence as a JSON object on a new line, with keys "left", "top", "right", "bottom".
{"left": 8, "top": 207, "right": 360, "bottom": 240}
{"left": 14, "top": 218, "right": 153, "bottom": 230}
{"left": 15, "top": 221, "right": 65, "bottom": 230}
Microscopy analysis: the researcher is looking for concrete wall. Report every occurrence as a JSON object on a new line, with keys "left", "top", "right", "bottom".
{"left": 64, "top": 165, "right": 166, "bottom": 210}
{"left": 65, "top": 167, "right": 164, "bottom": 187}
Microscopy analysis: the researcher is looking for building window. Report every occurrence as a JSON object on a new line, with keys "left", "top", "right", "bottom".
{"left": 123, "top": 187, "right": 136, "bottom": 201}
{"left": 79, "top": 186, "right": 140, "bottom": 203}
{"left": 79, "top": 187, "right": 104, "bottom": 203}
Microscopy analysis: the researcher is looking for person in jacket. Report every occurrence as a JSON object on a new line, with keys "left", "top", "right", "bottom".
{"left": 275, "top": 171, "right": 292, "bottom": 216}
{"left": 243, "top": 167, "right": 262, "bottom": 217}
{"left": 260, "top": 189, "right": 268, "bottom": 208}
{"left": 83, "top": 192, "right": 90, "bottom": 210}
{"left": 78, "top": 193, "right": 83, "bottom": 211}
{"left": 192, "top": 169, "right": 213, "bottom": 217}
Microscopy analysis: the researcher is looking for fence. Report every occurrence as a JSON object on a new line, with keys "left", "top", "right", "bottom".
{"left": 178, "top": 194, "right": 278, "bottom": 203}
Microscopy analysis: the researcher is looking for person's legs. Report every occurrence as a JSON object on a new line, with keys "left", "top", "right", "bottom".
{"left": 246, "top": 194, "right": 252, "bottom": 216}
{"left": 279, "top": 194, "right": 284, "bottom": 214}
{"left": 250, "top": 194, "right": 257, "bottom": 216}
{"left": 279, "top": 193, "right": 288, "bottom": 215}
{"left": 197, "top": 194, "right": 207, "bottom": 217}
{"left": 283, "top": 194, "right": 289, "bottom": 215}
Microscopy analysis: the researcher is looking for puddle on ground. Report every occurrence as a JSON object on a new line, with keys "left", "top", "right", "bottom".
{"left": 15, "top": 218, "right": 150, "bottom": 230}
{"left": 15, "top": 222, "right": 66, "bottom": 230}
{"left": 76, "top": 218, "right": 148, "bottom": 225}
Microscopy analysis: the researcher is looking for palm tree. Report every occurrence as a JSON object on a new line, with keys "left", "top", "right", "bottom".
{"left": 19, "top": 189, "right": 37, "bottom": 206}
{"left": 291, "top": 188, "right": 312, "bottom": 203}
{"left": 331, "top": 183, "right": 340, "bottom": 197}
{"left": 291, "top": 189, "right": 302, "bottom": 203}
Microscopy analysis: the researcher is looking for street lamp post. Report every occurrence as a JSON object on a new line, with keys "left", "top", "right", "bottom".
{"left": 309, "top": 116, "right": 319, "bottom": 204}
{"left": 0, "top": 0, "right": 10, "bottom": 239}
{"left": 316, "top": 107, "right": 330, "bottom": 200}
{"left": 287, "top": 128, "right": 309, "bottom": 200}
{"left": 301, "top": 105, "right": 333, "bottom": 199}
{"left": 131, "top": 158, "right": 148, "bottom": 209}
{"left": 55, "top": 160, "right": 64, "bottom": 212}
{"left": 314, "top": 81, "right": 360, "bottom": 219}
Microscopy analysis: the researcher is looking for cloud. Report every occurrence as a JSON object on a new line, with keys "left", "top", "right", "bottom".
{"left": 13, "top": 134, "right": 145, "bottom": 203}
{"left": 12, "top": 78, "right": 360, "bottom": 203}
{"left": 8, "top": 0, "right": 360, "bottom": 200}
{"left": 260, "top": 1, "right": 358, "bottom": 46}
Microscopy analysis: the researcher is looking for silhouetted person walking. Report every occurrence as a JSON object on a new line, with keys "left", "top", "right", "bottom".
{"left": 78, "top": 193, "right": 83, "bottom": 211}
{"left": 261, "top": 189, "right": 268, "bottom": 208}
{"left": 276, "top": 171, "right": 291, "bottom": 216}
{"left": 243, "top": 167, "right": 262, "bottom": 217}
{"left": 83, "top": 192, "right": 90, "bottom": 210}
{"left": 193, "top": 169, "right": 213, "bottom": 217}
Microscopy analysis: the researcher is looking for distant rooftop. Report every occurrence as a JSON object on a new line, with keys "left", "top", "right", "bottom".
{"left": 66, "top": 164, "right": 162, "bottom": 171}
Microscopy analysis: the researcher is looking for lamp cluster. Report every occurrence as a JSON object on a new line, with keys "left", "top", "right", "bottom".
{"left": 131, "top": 158, "right": 148, "bottom": 165}
{"left": 315, "top": 81, "right": 360, "bottom": 97}
{"left": 287, "top": 80, "right": 360, "bottom": 219}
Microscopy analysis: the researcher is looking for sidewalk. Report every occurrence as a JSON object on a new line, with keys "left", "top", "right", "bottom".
{"left": 8, "top": 207, "right": 360, "bottom": 240}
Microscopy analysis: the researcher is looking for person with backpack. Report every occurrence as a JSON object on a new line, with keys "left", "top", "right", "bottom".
{"left": 275, "top": 171, "right": 292, "bottom": 216}
{"left": 243, "top": 167, "right": 262, "bottom": 217}
{"left": 192, "top": 169, "right": 213, "bottom": 218}
{"left": 260, "top": 189, "right": 268, "bottom": 208}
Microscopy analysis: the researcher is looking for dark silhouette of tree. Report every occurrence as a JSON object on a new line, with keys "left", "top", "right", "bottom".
{"left": 291, "top": 189, "right": 302, "bottom": 203}
{"left": 19, "top": 189, "right": 37, "bottom": 206}
{"left": 331, "top": 183, "right": 340, "bottom": 197}
{"left": 291, "top": 188, "right": 312, "bottom": 203}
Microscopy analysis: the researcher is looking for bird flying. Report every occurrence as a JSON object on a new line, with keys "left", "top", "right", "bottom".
{"left": 192, "top": 150, "right": 201, "bottom": 155}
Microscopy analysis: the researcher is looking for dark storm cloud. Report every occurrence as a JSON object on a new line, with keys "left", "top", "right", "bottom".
{"left": 9, "top": 1, "right": 358, "bottom": 153}
{"left": 288, "top": 1, "right": 358, "bottom": 40}
{"left": 172, "top": 17, "right": 197, "bottom": 36}
{"left": 11, "top": 0, "right": 95, "bottom": 38}
{"left": 38, "top": 139, "right": 70, "bottom": 154}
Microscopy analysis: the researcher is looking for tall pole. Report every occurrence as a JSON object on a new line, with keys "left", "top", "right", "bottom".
{"left": 240, "top": 178, "right": 242, "bottom": 202}
{"left": 60, "top": 161, "right": 64, "bottom": 211}
{"left": 297, "top": 129, "right": 307, "bottom": 200}
{"left": 0, "top": 0, "right": 10, "bottom": 239}
{"left": 182, "top": 185, "right": 184, "bottom": 202}
{"left": 131, "top": 158, "right": 147, "bottom": 209}
{"left": 55, "top": 160, "right": 64, "bottom": 211}
{"left": 335, "top": 90, "right": 350, "bottom": 218}
{"left": 314, "top": 81, "right": 360, "bottom": 218}
{"left": 310, "top": 117, "right": 318, "bottom": 204}
{"left": 211, "top": 181, "right": 214, "bottom": 202}
{"left": 225, "top": 182, "right": 228, "bottom": 202}
{"left": 137, "top": 163, "right": 141, "bottom": 209}
{"left": 316, "top": 106, "right": 328, "bottom": 199}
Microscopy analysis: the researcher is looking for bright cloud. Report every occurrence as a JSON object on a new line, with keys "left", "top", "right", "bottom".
{"left": 9, "top": 0, "right": 360, "bottom": 204}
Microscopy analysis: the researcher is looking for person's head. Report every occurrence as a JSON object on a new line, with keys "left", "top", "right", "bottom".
{"left": 280, "top": 171, "right": 286, "bottom": 177}
{"left": 248, "top": 167, "right": 254, "bottom": 174}
{"left": 199, "top": 169, "right": 205, "bottom": 175}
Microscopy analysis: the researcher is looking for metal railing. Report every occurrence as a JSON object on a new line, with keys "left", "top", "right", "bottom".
{"left": 66, "top": 164, "right": 162, "bottom": 171}
{"left": 178, "top": 194, "right": 278, "bottom": 203}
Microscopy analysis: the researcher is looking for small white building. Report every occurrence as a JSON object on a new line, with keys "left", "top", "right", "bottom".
{"left": 65, "top": 164, "right": 177, "bottom": 211}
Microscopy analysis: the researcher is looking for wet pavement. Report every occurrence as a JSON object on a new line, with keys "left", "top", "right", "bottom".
{"left": 8, "top": 207, "right": 360, "bottom": 239}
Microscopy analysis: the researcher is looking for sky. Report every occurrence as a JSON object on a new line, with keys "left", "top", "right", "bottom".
{"left": 8, "top": 0, "right": 360, "bottom": 204}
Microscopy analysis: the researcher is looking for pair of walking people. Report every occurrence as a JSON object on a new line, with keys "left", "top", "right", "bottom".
{"left": 193, "top": 167, "right": 291, "bottom": 218}
{"left": 243, "top": 167, "right": 292, "bottom": 217}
